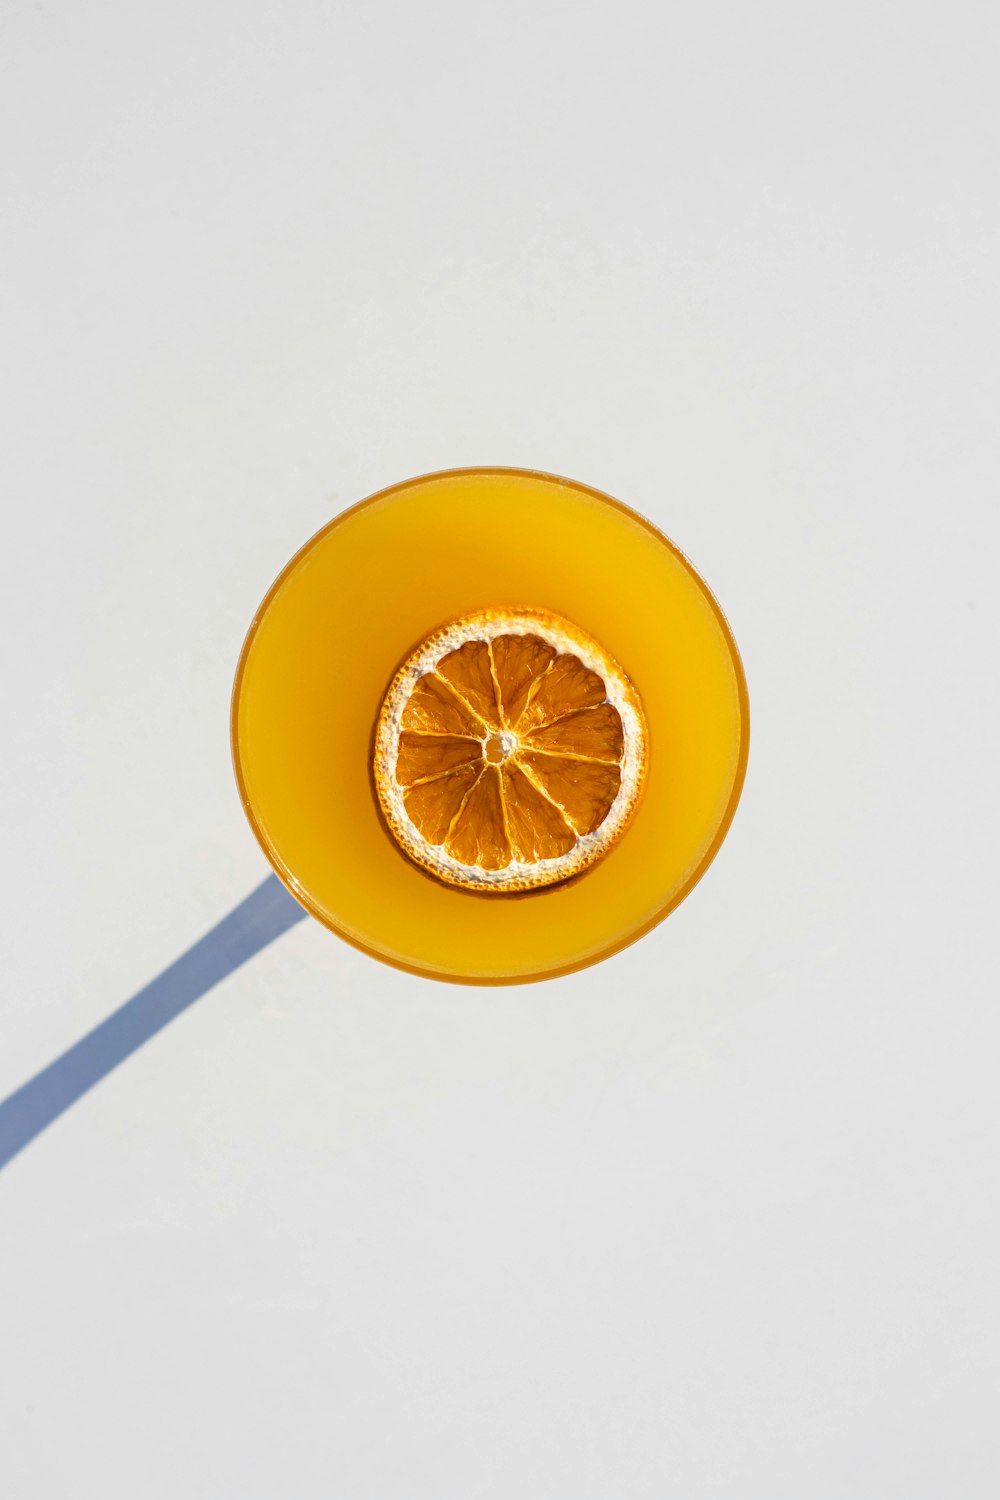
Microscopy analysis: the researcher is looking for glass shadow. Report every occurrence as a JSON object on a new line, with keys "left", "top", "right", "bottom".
{"left": 0, "top": 875, "right": 307, "bottom": 1173}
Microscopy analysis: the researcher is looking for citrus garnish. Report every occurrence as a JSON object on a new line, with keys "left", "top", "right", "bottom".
{"left": 373, "top": 608, "right": 647, "bottom": 891}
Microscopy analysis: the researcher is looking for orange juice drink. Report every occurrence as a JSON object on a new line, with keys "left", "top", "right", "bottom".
{"left": 232, "top": 468, "right": 748, "bottom": 983}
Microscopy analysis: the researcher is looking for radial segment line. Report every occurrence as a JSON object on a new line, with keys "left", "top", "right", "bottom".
{"left": 513, "top": 756, "right": 583, "bottom": 836}
{"left": 485, "top": 640, "right": 505, "bottom": 728}
{"left": 431, "top": 672, "right": 491, "bottom": 735}
{"left": 518, "top": 698, "right": 617, "bottom": 740}
{"left": 399, "top": 730, "right": 482, "bottom": 744}
{"left": 401, "top": 761, "right": 481, "bottom": 791}
{"left": 518, "top": 746, "right": 620, "bottom": 767}
{"left": 495, "top": 760, "right": 513, "bottom": 848}
{"left": 510, "top": 658, "right": 556, "bottom": 732}
{"left": 443, "top": 766, "right": 487, "bottom": 844}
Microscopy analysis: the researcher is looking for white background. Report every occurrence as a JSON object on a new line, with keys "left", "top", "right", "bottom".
{"left": 2, "top": 3, "right": 998, "bottom": 1495}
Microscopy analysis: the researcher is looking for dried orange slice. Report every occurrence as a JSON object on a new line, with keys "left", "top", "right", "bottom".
{"left": 373, "top": 608, "right": 647, "bottom": 891}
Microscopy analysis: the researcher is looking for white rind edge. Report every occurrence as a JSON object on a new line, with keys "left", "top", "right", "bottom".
{"left": 373, "top": 609, "right": 647, "bottom": 891}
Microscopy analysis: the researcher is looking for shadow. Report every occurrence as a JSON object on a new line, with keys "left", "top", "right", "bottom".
{"left": 0, "top": 874, "right": 307, "bottom": 1173}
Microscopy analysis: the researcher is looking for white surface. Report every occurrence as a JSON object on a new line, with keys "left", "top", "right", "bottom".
{"left": 1, "top": 3, "right": 997, "bottom": 1496}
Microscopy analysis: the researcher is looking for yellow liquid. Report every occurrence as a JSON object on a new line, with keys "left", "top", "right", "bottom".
{"left": 232, "top": 468, "right": 748, "bottom": 984}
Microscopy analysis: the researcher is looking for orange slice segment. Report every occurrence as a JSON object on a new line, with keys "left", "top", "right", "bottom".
{"left": 446, "top": 765, "right": 510, "bottom": 870}
{"left": 501, "top": 760, "right": 577, "bottom": 861}
{"left": 394, "top": 731, "right": 482, "bottom": 786}
{"left": 373, "top": 608, "right": 647, "bottom": 892}
{"left": 515, "top": 651, "right": 607, "bottom": 733}
{"left": 402, "top": 762, "right": 483, "bottom": 846}
{"left": 490, "top": 633, "right": 557, "bottom": 725}
{"left": 518, "top": 751, "right": 622, "bottom": 836}
{"left": 402, "top": 673, "right": 485, "bottom": 737}
{"left": 435, "top": 640, "right": 502, "bottom": 729}
{"left": 521, "top": 702, "right": 625, "bottom": 761}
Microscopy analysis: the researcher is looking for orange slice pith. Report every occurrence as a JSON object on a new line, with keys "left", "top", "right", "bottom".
{"left": 373, "top": 608, "right": 647, "bottom": 892}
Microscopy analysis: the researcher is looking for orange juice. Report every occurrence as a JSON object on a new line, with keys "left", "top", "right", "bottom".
{"left": 232, "top": 468, "right": 748, "bottom": 984}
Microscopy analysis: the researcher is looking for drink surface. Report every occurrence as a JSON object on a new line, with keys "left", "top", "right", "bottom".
{"left": 232, "top": 468, "right": 748, "bottom": 983}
